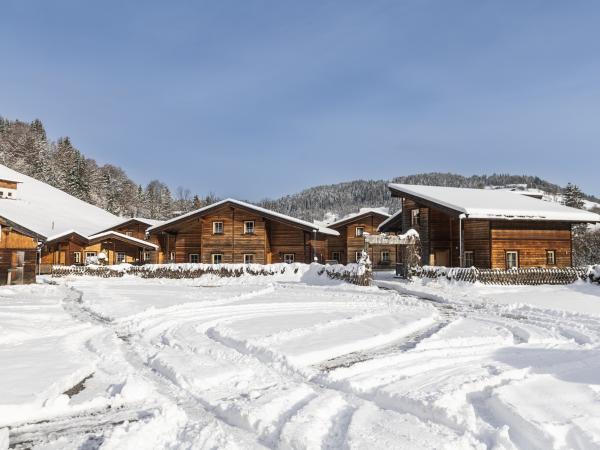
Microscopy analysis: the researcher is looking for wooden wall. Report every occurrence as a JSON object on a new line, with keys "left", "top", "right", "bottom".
{"left": 327, "top": 214, "right": 396, "bottom": 268}
{"left": 0, "top": 227, "right": 38, "bottom": 285}
{"left": 490, "top": 221, "right": 572, "bottom": 269}
{"left": 152, "top": 204, "right": 331, "bottom": 264}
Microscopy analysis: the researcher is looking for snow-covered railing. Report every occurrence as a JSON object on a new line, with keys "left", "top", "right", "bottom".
{"left": 412, "top": 265, "right": 592, "bottom": 285}
{"left": 50, "top": 261, "right": 374, "bottom": 286}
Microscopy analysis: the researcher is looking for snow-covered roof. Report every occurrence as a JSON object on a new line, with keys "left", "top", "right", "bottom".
{"left": 94, "top": 217, "right": 165, "bottom": 234}
{"left": 87, "top": 231, "right": 159, "bottom": 249}
{"left": 0, "top": 164, "right": 120, "bottom": 239}
{"left": 327, "top": 207, "right": 391, "bottom": 228}
{"left": 148, "top": 198, "right": 340, "bottom": 236}
{"left": 377, "top": 209, "right": 403, "bottom": 231}
{"left": 46, "top": 229, "right": 89, "bottom": 244}
{"left": 388, "top": 184, "right": 600, "bottom": 222}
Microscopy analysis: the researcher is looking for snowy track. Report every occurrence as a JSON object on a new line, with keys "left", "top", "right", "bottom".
{"left": 2, "top": 273, "right": 600, "bottom": 449}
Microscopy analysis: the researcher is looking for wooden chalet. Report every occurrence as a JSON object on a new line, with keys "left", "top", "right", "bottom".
{"left": 0, "top": 214, "right": 38, "bottom": 285}
{"left": 41, "top": 218, "right": 162, "bottom": 268}
{"left": 380, "top": 184, "right": 600, "bottom": 269}
{"left": 325, "top": 209, "right": 395, "bottom": 268}
{"left": 147, "top": 199, "right": 339, "bottom": 264}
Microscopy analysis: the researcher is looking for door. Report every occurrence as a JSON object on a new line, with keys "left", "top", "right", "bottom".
{"left": 431, "top": 249, "right": 450, "bottom": 267}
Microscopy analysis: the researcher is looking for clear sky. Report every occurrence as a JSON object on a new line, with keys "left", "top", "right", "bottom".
{"left": 1, "top": 0, "right": 599, "bottom": 199}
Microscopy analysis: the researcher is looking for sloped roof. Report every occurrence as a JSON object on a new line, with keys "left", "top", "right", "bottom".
{"left": 377, "top": 209, "right": 403, "bottom": 232}
{"left": 0, "top": 164, "right": 119, "bottom": 239}
{"left": 93, "top": 217, "right": 165, "bottom": 235}
{"left": 327, "top": 208, "right": 391, "bottom": 229}
{"left": 87, "top": 231, "right": 159, "bottom": 249}
{"left": 388, "top": 184, "right": 600, "bottom": 222}
{"left": 148, "top": 198, "right": 339, "bottom": 236}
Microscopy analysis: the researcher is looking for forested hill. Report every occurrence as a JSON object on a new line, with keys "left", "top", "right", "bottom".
{"left": 1, "top": 116, "right": 596, "bottom": 221}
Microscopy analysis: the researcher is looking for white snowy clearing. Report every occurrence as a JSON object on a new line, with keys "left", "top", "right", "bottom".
{"left": 1, "top": 267, "right": 600, "bottom": 449}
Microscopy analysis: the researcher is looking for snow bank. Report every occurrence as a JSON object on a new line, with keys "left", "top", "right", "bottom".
{"left": 51, "top": 261, "right": 374, "bottom": 286}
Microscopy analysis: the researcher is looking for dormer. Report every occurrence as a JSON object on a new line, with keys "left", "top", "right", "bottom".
{"left": 0, "top": 178, "right": 19, "bottom": 199}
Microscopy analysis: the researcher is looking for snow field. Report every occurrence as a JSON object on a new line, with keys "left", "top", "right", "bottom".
{"left": 2, "top": 270, "right": 600, "bottom": 449}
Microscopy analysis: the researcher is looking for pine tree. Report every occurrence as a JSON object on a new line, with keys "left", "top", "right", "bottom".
{"left": 563, "top": 183, "right": 585, "bottom": 209}
{"left": 192, "top": 195, "right": 202, "bottom": 210}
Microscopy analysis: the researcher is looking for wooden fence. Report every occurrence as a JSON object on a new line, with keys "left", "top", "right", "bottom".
{"left": 412, "top": 266, "right": 592, "bottom": 285}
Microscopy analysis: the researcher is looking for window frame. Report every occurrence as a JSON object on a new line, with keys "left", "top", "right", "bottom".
{"left": 505, "top": 251, "right": 519, "bottom": 269}
{"left": 355, "top": 226, "right": 365, "bottom": 237}
{"left": 546, "top": 250, "right": 556, "bottom": 265}
{"left": 73, "top": 252, "right": 82, "bottom": 264}
{"left": 355, "top": 251, "right": 362, "bottom": 263}
{"left": 331, "top": 251, "right": 341, "bottom": 263}
{"left": 411, "top": 209, "right": 421, "bottom": 227}
{"left": 189, "top": 253, "right": 200, "bottom": 263}
{"left": 243, "top": 254, "right": 254, "bottom": 264}
{"left": 85, "top": 251, "right": 97, "bottom": 259}
{"left": 116, "top": 252, "right": 126, "bottom": 264}
{"left": 244, "top": 221, "right": 255, "bottom": 234}
{"left": 283, "top": 253, "right": 295, "bottom": 264}
{"left": 212, "top": 221, "right": 224, "bottom": 235}
{"left": 463, "top": 251, "right": 474, "bottom": 267}
{"left": 380, "top": 250, "right": 390, "bottom": 263}
{"left": 212, "top": 253, "right": 223, "bottom": 264}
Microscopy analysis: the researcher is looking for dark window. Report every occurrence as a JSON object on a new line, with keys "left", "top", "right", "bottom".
{"left": 189, "top": 253, "right": 199, "bottom": 263}
{"left": 463, "top": 251, "right": 474, "bottom": 267}
{"left": 244, "top": 254, "right": 254, "bottom": 264}
{"left": 355, "top": 227, "right": 365, "bottom": 237}
{"left": 244, "top": 221, "right": 255, "bottom": 234}
{"left": 212, "top": 253, "right": 223, "bottom": 264}
{"left": 283, "top": 254, "right": 295, "bottom": 264}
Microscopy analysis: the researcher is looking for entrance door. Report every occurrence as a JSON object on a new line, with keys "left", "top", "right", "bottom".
{"left": 431, "top": 249, "right": 450, "bottom": 267}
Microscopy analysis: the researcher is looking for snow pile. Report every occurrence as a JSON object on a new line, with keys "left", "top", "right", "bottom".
{"left": 51, "top": 261, "right": 374, "bottom": 286}
{"left": 588, "top": 265, "right": 600, "bottom": 283}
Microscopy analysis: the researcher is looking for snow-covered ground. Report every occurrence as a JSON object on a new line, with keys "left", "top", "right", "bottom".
{"left": 2, "top": 269, "right": 600, "bottom": 449}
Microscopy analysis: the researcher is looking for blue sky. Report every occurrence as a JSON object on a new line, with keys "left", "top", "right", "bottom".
{"left": 1, "top": 0, "right": 599, "bottom": 199}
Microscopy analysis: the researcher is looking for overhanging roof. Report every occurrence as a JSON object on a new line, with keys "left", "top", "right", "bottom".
{"left": 93, "top": 217, "right": 165, "bottom": 235}
{"left": 87, "top": 231, "right": 159, "bottom": 249}
{"left": 147, "top": 198, "right": 339, "bottom": 236}
{"left": 388, "top": 184, "right": 600, "bottom": 223}
{"left": 327, "top": 208, "right": 391, "bottom": 229}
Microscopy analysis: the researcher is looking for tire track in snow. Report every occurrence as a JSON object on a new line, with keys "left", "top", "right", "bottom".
{"left": 57, "top": 284, "right": 267, "bottom": 449}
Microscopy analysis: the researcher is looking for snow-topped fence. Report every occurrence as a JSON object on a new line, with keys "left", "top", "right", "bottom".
{"left": 412, "top": 265, "right": 596, "bottom": 285}
{"left": 50, "top": 262, "right": 373, "bottom": 286}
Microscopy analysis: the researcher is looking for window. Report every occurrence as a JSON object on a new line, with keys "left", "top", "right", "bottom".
{"left": 116, "top": 252, "right": 126, "bottom": 263}
{"left": 213, "top": 222, "right": 224, "bottom": 234}
{"left": 244, "top": 254, "right": 254, "bottom": 264}
{"left": 331, "top": 251, "right": 341, "bottom": 263}
{"left": 381, "top": 251, "right": 390, "bottom": 264}
{"left": 73, "top": 252, "right": 81, "bottom": 264}
{"left": 506, "top": 251, "right": 519, "bottom": 269}
{"left": 212, "top": 253, "right": 223, "bottom": 264}
{"left": 463, "top": 251, "right": 474, "bottom": 267}
{"left": 244, "top": 221, "right": 255, "bottom": 234}
{"left": 85, "top": 251, "right": 97, "bottom": 259}
{"left": 283, "top": 253, "right": 295, "bottom": 264}
{"left": 411, "top": 209, "right": 421, "bottom": 227}
{"left": 143, "top": 251, "right": 152, "bottom": 262}
{"left": 7, "top": 192, "right": 11, "bottom": 197}
{"left": 126, "top": 231, "right": 133, "bottom": 237}
{"left": 189, "top": 253, "right": 199, "bottom": 263}
{"left": 355, "top": 251, "right": 362, "bottom": 262}
{"left": 355, "top": 226, "right": 365, "bottom": 237}
{"left": 546, "top": 250, "right": 556, "bottom": 265}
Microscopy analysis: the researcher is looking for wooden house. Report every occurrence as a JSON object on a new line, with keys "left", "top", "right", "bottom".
{"left": 325, "top": 209, "right": 395, "bottom": 268}
{"left": 379, "top": 184, "right": 600, "bottom": 269}
{"left": 0, "top": 216, "right": 38, "bottom": 285}
{"left": 147, "top": 199, "right": 338, "bottom": 264}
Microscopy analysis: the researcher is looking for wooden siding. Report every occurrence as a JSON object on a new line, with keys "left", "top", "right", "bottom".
{"left": 0, "top": 180, "right": 18, "bottom": 190}
{"left": 464, "top": 220, "right": 491, "bottom": 268}
{"left": 269, "top": 221, "right": 310, "bottom": 263}
{"left": 490, "top": 221, "right": 572, "bottom": 269}
{"left": 0, "top": 227, "right": 38, "bottom": 285}
{"left": 325, "top": 213, "right": 397, "bottom": 268}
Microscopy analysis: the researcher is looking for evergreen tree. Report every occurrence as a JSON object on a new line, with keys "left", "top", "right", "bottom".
{"left": 192, "top": 195, "right": 202, "bottom": 210}
{"left": 563, "top": 183, "right": 585, "bottom": 209}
